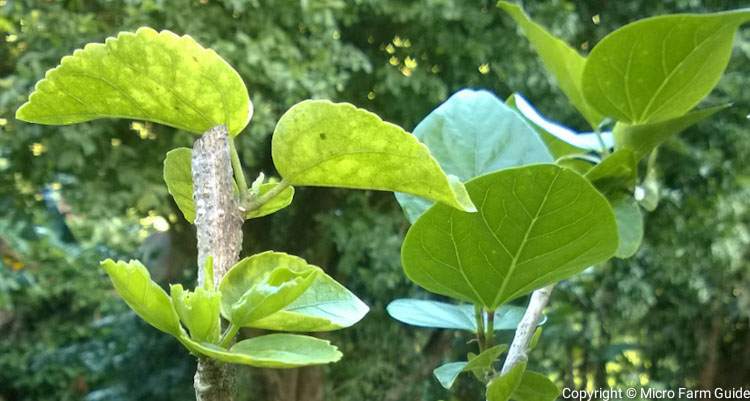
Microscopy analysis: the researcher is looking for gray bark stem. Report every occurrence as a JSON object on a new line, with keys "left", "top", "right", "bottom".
{"left": 500, "top": 284, "right": 554, "bottom": 375}
{"left": 192, "top": 125, "right": 243, "bottom": 401}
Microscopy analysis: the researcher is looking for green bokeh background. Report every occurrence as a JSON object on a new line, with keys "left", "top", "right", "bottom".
{"left": 1, "top": 1, "right": 749, "bottom": 400}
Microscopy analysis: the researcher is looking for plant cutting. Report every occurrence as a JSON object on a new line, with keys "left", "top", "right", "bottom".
{"left": 386, "top": 3, "right": 750, "bottom": 400}
{"left": 14, "top": 27, "right": 476, "bottom": 401}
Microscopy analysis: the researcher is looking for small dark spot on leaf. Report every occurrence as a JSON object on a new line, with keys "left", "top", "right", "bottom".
{"left": 319, "top": 132, "right": 327, "bottom": 140}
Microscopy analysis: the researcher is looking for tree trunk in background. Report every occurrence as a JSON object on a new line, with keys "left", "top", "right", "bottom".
{"left": 698, "top": 314, "right": 721, "bottom": 390}
{"left": 192, "top": 125, "right": 243, "bottom": 401}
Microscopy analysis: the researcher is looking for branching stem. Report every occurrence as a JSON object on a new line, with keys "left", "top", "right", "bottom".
{"left": 219, "top": 323, "right": 240, "bottom": 349}
{"left": 499, "top": 284, "right": 554, "bottom": 376}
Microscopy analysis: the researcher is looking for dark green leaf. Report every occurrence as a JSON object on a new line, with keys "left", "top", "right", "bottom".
{"left": 486, "top": 360, "right": 527, "bottom": 401}
{"left": 585, "top": 150, "right": 637, "bottom": 195}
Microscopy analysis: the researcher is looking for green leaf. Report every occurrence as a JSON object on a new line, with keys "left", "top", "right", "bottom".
{"left": 164, "top": 147, "right": 196, "bottom": 223}
{"left": 16, "top": 27, "right": 251, "bottom": 135}
{"left": 402, "top": 164, "right": 618, "bottom": 309}
{"left": 434, "top": 362, "right": 468, "bottom": 389}
{"left": 249, "top": 274, "right": 369, "bottom": 332}
{"left": 220, "top": 255, "right": 318, "bottom": 327}
{"left": 465, "top": 344, "right": 507, "bottom": 374}
{"left": 100, "top": 259, "right": 181, "bottom": 336}
{"left": 611, "top": 193, "right": 644, "bottom": 259}
{"left": 528, "top": 327, "right": 543, "bottom": 350}
{"left": 170, "top": 284, "right": 221, "bottom": 343}
{"left": 614, "top": 104, "right": 729, "bottom": 159}
{"left": 637, "top": 151, "right": 660, "bottom": 212}
{"left": 511, "top": 371, "right": 560, "bottom": 401}
{"left": 486, "top": 361, "right": 527, "bottom": 401}
{"left": 386, "top": 299, "right": 526, "bottom": 331}
{"left": 164, "top": 148, "right": 293, "bottom": 223}
{"left": 245, "top": 182, "right": 295, "bottom": 219}
{"left": 498, "top": 2, "right": 603, "bottom": 128}
{"left": 507, "top": 94, "right": 614, "bottom": 157}
{"left": 394, "top": 89, "right": 552, "bottom": 222}
{"left": 178, "top": 333, "right": 342, "bottom": 368}
{"left": 582, "top": 10, "right": 750, "bottom": 124}
{"left": 585, "top": 150, "right": 637, "bottom": 196}
{"left": 271, "top": 100, "right": 476, "bottom": 214}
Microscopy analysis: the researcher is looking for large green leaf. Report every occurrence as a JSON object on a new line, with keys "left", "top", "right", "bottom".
{"left": 611, "top": 194, "right": 644, "bottom": 259}
{"left": 386, "top": 299, "right": 526, "bottom": 332}
{"left": 394, "top": 89, "right": 552, "bottom": 222}
{"left": 163, "top": 147, "right": 196, "bottom": 223}
{"left": 220, "top": 253, "right": 317, "bottom": 326}
{"left": 271, "top": 100, "right": 476, "bottom": 214}
{"left": 507, "top": 94, "right": 613, "bottom": 157}
{"left": 498, "top": 2, "right": 603, "bottom": 128}
{"left": 582, "top": 10, "right": 750, "bottom": 124}
{"left": 16, "top": 27, "right": 251, "bottom": 135}
{"left": 614, "top": 104, "right": 729, "bottom": 159}
{"left": 511, "top": 371, "right": 560, "bottom": 401}
{"left": 170, "top": 284, "right": 221, "bottom": 343}
{"left": 178, "top": 333, "right": 341, "bottom": 368}
{"left": 486, "top": 361, "right": 526, "bottom": 401}
{"left": 163, "top": 147, "right": 294, "bottom": 223}
{"left": 100, "top": 259, "right": 181, "bottom": 336}
{"left": 220, "top": 251, "right": 368, "bottom": 331}
{"left": 402, "top": 165, "right": 618, "bottom": 309}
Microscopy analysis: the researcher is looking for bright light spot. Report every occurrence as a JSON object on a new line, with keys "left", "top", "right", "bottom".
{"left": 111, "top": 138, "right": 122, "bottom": 147}
{"left": 592, "top": 14, "right": 601, "bottom": 25}
{"left": 634, "top": 186, "right": 645, "bottom": 201}
{"left": 131, "top": 121, "right": 155, "bottom": 140}
{"left": 400, "top": 66, "right": 413, "bottom": 77}
{"left": 639, "top": 374, "right": 650, "bottom": 385}
{"left": 388, "top": 56, "right": 399, "bottom": 66}
{"left": 0, "top": 158, "right": 8, "bottom": 170}
{"left": 478, "top": 63, "right": 490, "bottom": 74}
{"left": 431, "top": 65, "right": 440, "bottom": 74}
{"left": 50, "top": 182, "right": 62, "bottom": 190}
{"left": 580, "top": 41, "right": 590, "bottom": 50}
{"left": 34, "top": 193, "right": 43, "bottom": 201}
{"left": 152, "top": 216, "right": 170, "bottom": 232}
{"left": 30, "top": 142, "right": 46, "bottom": 156}
{"left": 6, "top": 34, "right": 17, "bottom": 43}
{"left": 332, "top": 30, "right": 340, "bottom": 40}
{"left": 367, "top": 35, "right": 374, "bottom": 44}
{"left": 367, "top": 91, "right": 376, "bottom": 100}
{"left": 393, "top": 36, "right": 411, "bottom": 48}
{"left": 385, "top": 44, "right": 395, "bottom": 54}
{"left": 0, "top": 118, "right": 7, "bottom": 126}
{"left": 404, "top": 56, "right": 417, "bottom": 69}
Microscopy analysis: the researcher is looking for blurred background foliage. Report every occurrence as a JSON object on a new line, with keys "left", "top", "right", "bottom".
{"left": 1, "top": 0, "right": 749, "bottom": 400}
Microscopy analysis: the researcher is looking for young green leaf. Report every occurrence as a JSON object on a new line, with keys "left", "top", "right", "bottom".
{"left": 100, "top": 259, "right": 181, "bottom": 336}
{"left": 219, "top": 251, "right": 368, "bottom": 331}
{"left": 386, "top": 299, "right": 526, "bottom": 332}
{"left": 638, "top": 152, "right": 660, "bottom": 212}
{"left": 249, "top": 270, "right": 370, "bottom": 332}
{"left": 511, "top": 371, "right": 560, "bottom": 401}
{"left": 498, "top": 1, "right": 603, "bottom": 129}
{"left": 582, "top": 10, "right": 750, "bottom": 124}
{"left": 164, "top": 147, "right": 294, "bottom": 223}
{"left": 221, "top": 262, "right": 317, "bottom": 327}
{"left": 402, "top": 165, "right": 618, "bottom": 309}
{"left": 614, "top": 104, "right": 729, "bottom": 159}
{"left": 170, "top": 284, "right": 221, "bottom": 343}
{"left": 178, "top": 333, "right": 342, "bottom": 368}
{"left": 16, "top": 27, "right": 251, "bottom": 135}
{"left": 585, "top": 149, "right": 637, "bottom": 196}
{"left": 434, "top": 362, "right": 468, "bottom": 389}
{"left": 486, "top": 360, "right": 527, "bottom": 401}
{"left": 465, "top": 344, "right": 507, "bottom": 376}
{"left": 611, "top": 193, "right": 644, "bottom": 259}
{"left": 271, "top": 100, "right": 476, "bottom": 214}
{"left": 394, "top": 89, "right": 552, "bottom": 222}
{"left": 164, "top": 147, "right": 196, "bottom": 223}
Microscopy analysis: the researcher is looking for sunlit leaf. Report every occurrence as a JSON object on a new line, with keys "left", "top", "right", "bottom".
{"left": 585, "top": 150, "right": 637, "bottom": 196}
{"left": 170, "top": 284, "right": 221, "bottom": 343}
{"left": 178, "top": 333, "right": 342, "bottom": 368}
{"left": 486, "top": 360, "right": 527, "bottom": 401}
{"left": 271, "top": 100, "right": 476, "bottom": 214}
{"left": 16, "top": 27, "right": 251, "bottom": 135}
{"left": 100, "top": 259, "right": 181, "bottom": 336}
{"left": 511, "top": 371, "right": 560, "bottom": 401}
